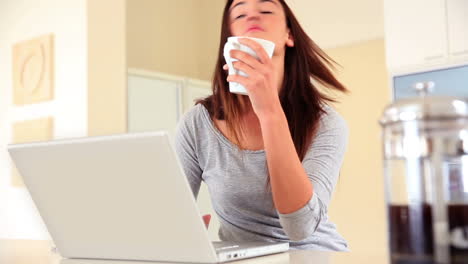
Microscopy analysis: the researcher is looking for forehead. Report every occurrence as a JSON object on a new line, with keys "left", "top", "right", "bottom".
{"left": 230, "top": 0, "right": 279, "bottom": 9}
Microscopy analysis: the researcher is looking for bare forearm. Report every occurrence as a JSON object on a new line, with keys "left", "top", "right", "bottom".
{"left": 259, "top": 107, "right": 313, "bottom": 214}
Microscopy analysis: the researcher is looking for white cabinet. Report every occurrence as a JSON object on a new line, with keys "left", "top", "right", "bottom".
{"left": 392, "top": 64, "right": 468, "bottom": 100}
{"left": 183, "top": 79, "right": 212, "bottom": 113}
{"left": 384, "top": 0, "right": 447, "bottom": 70}
{"left": 384, "top": 0, "right": 468, "bottom": 71}
{"left": 127, "top": 68, "right": 211, "bottom": 139}
{"left": 127, "top": 74, "right": 182, "bottom": 137}
{"left": 447, "top": 0, "right": 468, "bottom": 60}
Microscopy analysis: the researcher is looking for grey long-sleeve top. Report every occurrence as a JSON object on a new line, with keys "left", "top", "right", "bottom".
{"left": 174, "top": 103, "right": 349, "bottom": 251}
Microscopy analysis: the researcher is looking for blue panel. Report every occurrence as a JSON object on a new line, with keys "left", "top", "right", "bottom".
{"left": 393, "top": 64, "right": 468, "bottom": 100}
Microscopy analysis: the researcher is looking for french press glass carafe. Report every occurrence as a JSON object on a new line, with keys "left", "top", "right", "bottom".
{"left": 380, "top": 85, "right": 468, "bottom": 264}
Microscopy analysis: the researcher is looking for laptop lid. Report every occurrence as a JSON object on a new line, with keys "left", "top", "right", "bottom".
{"left": 8, "top": 131, "right": 218, "bottom": 263}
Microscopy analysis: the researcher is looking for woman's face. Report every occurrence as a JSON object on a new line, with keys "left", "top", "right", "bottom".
{"left": 228, "top": 0, "right": 294, "bottom": 54}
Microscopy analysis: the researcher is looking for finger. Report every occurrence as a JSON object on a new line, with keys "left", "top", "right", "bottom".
{"left": 227, "top": 74, "right": 251, "bottom": 89}
{"left": 232, "top": 61, "right": 256, "bottom": 77}
{"left": 230, "top": 50, "right": 264, "bottom": 71}
{"left": 223, "top": 64, "right": 228, "bottom": 70}
{"left": 238, "top": 38, "right": 271, "bottom": 65}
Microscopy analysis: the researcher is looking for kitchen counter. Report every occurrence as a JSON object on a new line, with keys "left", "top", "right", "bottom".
{"left": 0, "top": 239, "right": 386, "bottom": 264}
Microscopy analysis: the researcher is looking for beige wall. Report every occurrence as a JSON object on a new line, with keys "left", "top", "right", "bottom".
{"left": 195, "top": 0, "right": 225, "bottom": 81}
{"left": 126, "top": 0, "right": 223, "bottom": 81}
{"left": 88, "top": 0, "right": 127, "bottom": 136}
{"left": 325, "top": 39, "right": 390, "bottom": 264}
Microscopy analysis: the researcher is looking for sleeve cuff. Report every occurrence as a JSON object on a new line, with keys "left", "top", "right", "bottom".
{"left": 277, "top": 194, "right": 322, "bottom": 241}
{"left": 278, "top": 193, "right": 319, "bottom": 219}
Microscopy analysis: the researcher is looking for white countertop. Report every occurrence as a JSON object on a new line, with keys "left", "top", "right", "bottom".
{"left": 0, "top": 239, "right": 384, "bottom": 264}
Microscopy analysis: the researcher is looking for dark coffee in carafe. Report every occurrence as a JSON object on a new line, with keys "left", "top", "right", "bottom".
{"left": 389, "top": 204, "right": 468, "bottom": 264}
{"left": 380, "top": 96, "right": 468, "bottom": 264}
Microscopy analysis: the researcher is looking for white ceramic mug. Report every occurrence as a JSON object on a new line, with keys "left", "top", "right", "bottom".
{"left": 223, "top": 36, "right": 275, "bottom": 95}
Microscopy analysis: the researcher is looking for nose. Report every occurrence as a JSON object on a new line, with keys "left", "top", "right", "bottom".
{"left": 245, "top": 11, "right": 261, "bottom": 22}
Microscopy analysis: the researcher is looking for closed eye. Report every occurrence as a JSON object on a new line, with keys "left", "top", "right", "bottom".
{"left": 234, "top": 11, "right": 272, "bottom": 20}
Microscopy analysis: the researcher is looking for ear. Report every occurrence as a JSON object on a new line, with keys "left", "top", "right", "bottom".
{"left": 286, "top": 29, "right": 294, "bottom": 47}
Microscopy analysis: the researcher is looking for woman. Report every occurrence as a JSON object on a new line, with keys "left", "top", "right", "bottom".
{"left": 175, "top": 0, "right": 348, "bottom": 251}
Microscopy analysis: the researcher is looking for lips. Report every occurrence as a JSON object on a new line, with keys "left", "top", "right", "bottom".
{"left": 246, "top": 25, "right": 264, "bottom": 33}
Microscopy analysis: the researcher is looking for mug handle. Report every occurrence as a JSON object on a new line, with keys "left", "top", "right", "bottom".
{"left": 223, "top": 42, "right": 238, "bottom": 76}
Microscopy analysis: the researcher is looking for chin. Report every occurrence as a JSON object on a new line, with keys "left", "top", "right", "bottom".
{"left": 245, "top": 31, "right": 265, "bottom": 36}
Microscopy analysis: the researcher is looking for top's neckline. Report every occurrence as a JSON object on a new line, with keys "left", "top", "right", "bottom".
{"left": 198, "top": 104, "right": 266, "bottom": 154}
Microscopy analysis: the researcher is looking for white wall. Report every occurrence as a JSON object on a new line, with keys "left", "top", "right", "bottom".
{"left": 0, "top": 0, "right": 88, "bottom": 239}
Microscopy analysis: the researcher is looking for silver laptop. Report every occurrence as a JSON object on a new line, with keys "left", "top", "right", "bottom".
{"left": 7, "top": 131, "right": 289, "bottom": 263}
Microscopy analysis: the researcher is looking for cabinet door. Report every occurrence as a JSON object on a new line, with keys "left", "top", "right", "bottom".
{"left": 393, "top": 64, "right": 468, "bottom": 100}
{"left": 447, "top": 0, "right": 468, "bottom": 59}
{"left": 384, "top": 0, "right": 448, "bottom": 70}
{"left": 183, "top": 80, "right": 211, "bottom": 114}
{"left": 127, "top": 74, "right": 182, "bottom": 138}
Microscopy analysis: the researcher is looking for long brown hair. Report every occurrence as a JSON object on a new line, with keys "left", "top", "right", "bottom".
{"left": 197, "top": 0, "right": 347, "bottom": 161}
